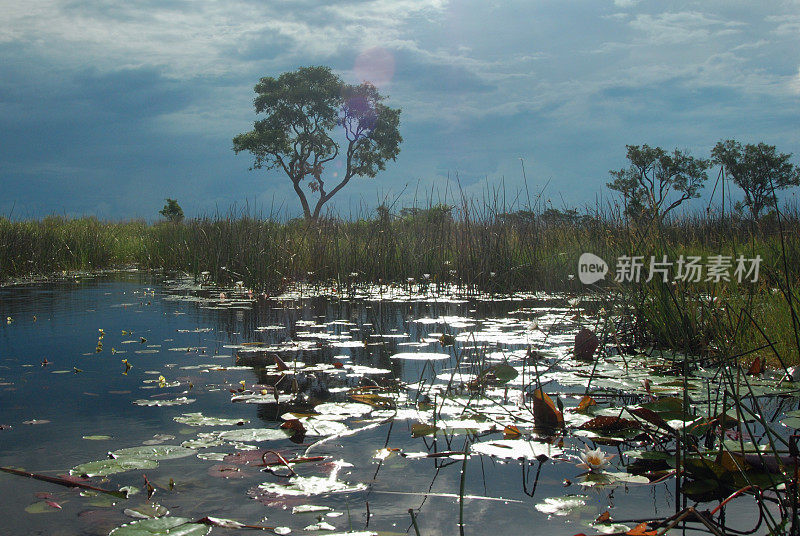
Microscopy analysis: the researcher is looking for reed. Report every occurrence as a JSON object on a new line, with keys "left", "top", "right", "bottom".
{"left": 1, "top": 200, "right": 798, "bottom": 364}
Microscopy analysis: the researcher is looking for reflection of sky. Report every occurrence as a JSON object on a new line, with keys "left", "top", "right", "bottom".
{"left": 1, "top": 1, "right": 799, "bottom": 218}
{"left": 0, "top": 273, "right": 769, "bottom": 535}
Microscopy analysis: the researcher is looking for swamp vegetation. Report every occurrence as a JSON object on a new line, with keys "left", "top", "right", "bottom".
{"left": 1, "top": 200, "right": 800, "bottom": 535}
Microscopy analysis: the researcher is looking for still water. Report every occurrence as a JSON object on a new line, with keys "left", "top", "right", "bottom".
{"left": 0, "top": 272, "right": 765, "bottom": 535}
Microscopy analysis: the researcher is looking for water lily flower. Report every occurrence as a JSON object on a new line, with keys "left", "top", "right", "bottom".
{"left": 577, "top": 446, "right": 614, "bottom": 473}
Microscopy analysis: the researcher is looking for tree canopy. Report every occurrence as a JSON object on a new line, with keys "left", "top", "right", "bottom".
{"left": 159, "top": 198, "right": 184, "bottom": 222}
{"left": 711, "top": 139, "right": 800, "bottom": 218}
{"left": 607, "top": 144, "right": 709, "bottom": 222}
{"left": 233, "top": 66, "right": 402, "bottom": 220}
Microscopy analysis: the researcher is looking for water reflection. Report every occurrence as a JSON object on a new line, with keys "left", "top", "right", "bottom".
{"left": 0, "top": 272, "right": 767, "bottom": 535}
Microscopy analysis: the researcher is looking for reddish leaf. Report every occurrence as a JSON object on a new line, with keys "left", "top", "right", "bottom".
{"left": 274, "top": 354, "right": 289, "bottom": 371}
{"left": 574, "top": 328, "right": 599, "bottom": 361}
{"left": 627, "top": 522, "right": 658, "bottom": 536}
{"left": 224, "top": 449, "right": 272, "bottom": 466}
{"left": 280, "top": 419, "right": 307, "bottom": 435}
{"left": 629, "top": 407, "right": 674, "bottom": 433}
{"left": 532, "top": 389, "right": 564, "bottom": 428}
{"left": 208, "top": 464, "right": 250, "bottom": 479}
{"left": 595, "top": 511, "right": 612, "bottom": 523}
{"left": 574, "top": 395, "right": 597, "bottom": 412}
{"left": 746, "top": 356, "right": 765, "bottom": 376}
{"left": 580, "top": 415, "right": 639, "bottom": 432}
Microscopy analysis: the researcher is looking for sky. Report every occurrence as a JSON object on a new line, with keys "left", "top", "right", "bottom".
{"left": 1, "top": 0, "right": 799, "bottom": 219}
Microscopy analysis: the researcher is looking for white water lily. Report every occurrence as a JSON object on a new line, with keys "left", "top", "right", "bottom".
{"left": 577, "top": 446, "right": 614, "bottom": 473}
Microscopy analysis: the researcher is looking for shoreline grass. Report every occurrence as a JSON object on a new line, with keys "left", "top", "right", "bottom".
{"left": 1, "top": 204, "right": 799, "bottom": 365}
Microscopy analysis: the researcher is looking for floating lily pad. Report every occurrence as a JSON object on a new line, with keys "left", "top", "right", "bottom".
{"left": 312, "top": 403, "right": 373, "bottom": 418}
{"left": 389, "top": 352, "right": 451, "bottom": 361}
{"left": 471, "top": 439, "right": 562, "bottom": 460}
{"left": 293, "top": 418, "right": 348, "bottom": 437}
{"left": 25, "top": 501, "right": 62, "bottom": 514}
{"left": 110, "top": 445, "right": 195, "bottom": 460}
{"left": 534, "top": 495, "right": 590, "bottom": 516}
{"left": 108, "top": 517, "right": 211, "bottom": 536}
{"left": 255, "top": 472, "right": 367, "bottom": 497}
{"left": 133, "top": 398, "right": 195, "bottom": 407}
{"left": 579, "top": 471, "right": 650, "bottom": 487}
{"left": 124, "top": 503, "right": 169, "bottom": 519}
{"left": 173, "top": 413, "right": 249, "bottom": 426}
{"left": 71, "top": 457, "right": 158, "bottom": 477}
{"left": 593, "top": 523, "right": 632, "bottom": 534}
{"left": 781, "top": 416, "right": 800, "bottom": 429}
{"left": 181, "top": 433, "right": 226, "bottom": 449}
{"left": 217, "top": 428, "right": 292, "bottom": 443}
{"left": 292, "top": 505, "right": 331, "bottom": 514}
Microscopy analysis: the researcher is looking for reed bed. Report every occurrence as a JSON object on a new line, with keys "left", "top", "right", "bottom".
{"left": 1, "top": 202, "right": 799, "bottom": 364}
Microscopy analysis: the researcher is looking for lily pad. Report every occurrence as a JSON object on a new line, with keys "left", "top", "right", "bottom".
{"left": 133, "top": 398, "right": 195, "bottom": 407}
{"left": 471, "top": 439, "right": 563, "bottom": 460}
{"left": 217, "top": 428, "right": 292, "bottom": 443}
{"left": 534, "top": 495, "right": 590, "bottom": 516}
{"left": 110, "top": 445, "right": 195, "bottom": 460}
{"left": 25, "top": 501, "right": 62, "bottom": 514}
{"left": 389, "top": 352, "right": 451, "bottom": 361}
{"left": 173, "top": 413, "right": 249, "bottom": 426}
{"left": 256, "top": 476, "right": 367, "bottom": 496}
{"left": 109, "top": 517, "right": 211, "bottom": 536}
{"left": 312, "top": 403, "right": 373, "bottom": 418}
{"left": 71, "top": 457, "right": 159, "bottom": 477}
{"left": 579, "top": 471, "right": 650, "bottom": 487}
{"left": 123, "top": 503, "right": 170, "bottom": 519}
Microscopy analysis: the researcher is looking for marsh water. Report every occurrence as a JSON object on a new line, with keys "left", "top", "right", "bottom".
{"left": 0, "top": 272, "right": 783, "bottom": 535}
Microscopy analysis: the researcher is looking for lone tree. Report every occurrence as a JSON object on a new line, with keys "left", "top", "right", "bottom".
{"left": 711, "top": 139, "right": 800, "bottom": 219}
{"left": 233, "top": 66, "right": 402, "bottom": 221}
{"left": 159, "top": 198, "right": 184, "bottom": 222}
{"left": 607, "top": 144, "right": 709, "bottom": 222}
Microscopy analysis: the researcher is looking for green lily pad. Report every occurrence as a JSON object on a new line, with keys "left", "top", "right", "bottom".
{"left": 216, "top": 428, "right": 292, "bottom": 443}
{"left": 133, "top": 398, "right": 195, "bottom": 407}
{"left": 25, "top": 501, "right": 61, "bottom": 514}
{"left": 71, "top": 457, "right": 158, "bottom": 477}
{"left": 173, "top": 413, "right": 249, "bottom": 427}
{"left": 88, "top": 495, "right": 119, "bottom": 508}
{"left": 624, "top": 450, "right": 673, "bottom": 461}
{"left": 256, "top": 475, "right": 367, "bottom": 496}
{"left": 534, "top": 495, "right": 590, "bottom": 516}
{"left": 681, "top": 479, "right": 723, "bottom": 501}
{"left": 781, "top": 416, "right": 800, "bottom": 429}
{"left": 124, "top": 503, "right": 170, "bottom": 519}
{"left": 579, "top": 471, "right": 649, "bottom": 487}
{"left": 482, "top": 363, "right": 518, "bottom": 384}
{"left": 110, "top": 445, "right": 195, "bottom": 460}
{"left": 593, "top": 523, "right": 632, "bottom": 534}
{"left": 109, "top": 517, "right": 211, "bottom": 536}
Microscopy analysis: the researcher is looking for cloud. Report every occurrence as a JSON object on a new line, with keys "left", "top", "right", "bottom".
{"left": 2, "top": 0, "right": 800, "bottom": 218}
{"left": 0, "top": 0, "right": 448, "bottom": 78}
{"left": 628, "top": 11, "right": 744, "bottom": 45}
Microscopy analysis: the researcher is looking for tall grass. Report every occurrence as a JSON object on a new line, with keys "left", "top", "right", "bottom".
{"left": 1, "top": 201, "right": 798, "bottom": 363}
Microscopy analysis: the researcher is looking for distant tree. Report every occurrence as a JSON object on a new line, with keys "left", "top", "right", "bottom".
{"left": 399, "top": 204, "right": 453, "bottom": 224}
{"left": 607, "top": 145, "right": 709, "bottom": 222}
{"left": 711, "top": 140, "right": 800, "bottom": 219}
{"left": 159, "top": 198, "right": 184, "bottom": 222}
{"left": 233, "top": 66, "right": 402, "bottom": 221}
